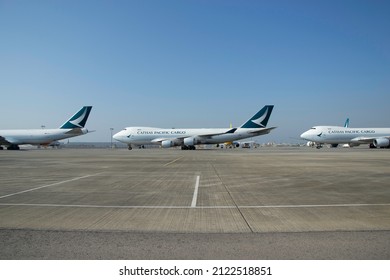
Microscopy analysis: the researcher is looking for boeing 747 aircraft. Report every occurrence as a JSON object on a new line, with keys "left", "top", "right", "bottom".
{"left": 306, "top": 118, "right": 350, "bottom": 148}
{"left": 113, "top": 105, "right": 275, "bottom": 150}
{"left": 300, "top": 123, "right": 390, "bottom": 149}
{"left": 0, "top": 106, "right": 92, "bottom": 150}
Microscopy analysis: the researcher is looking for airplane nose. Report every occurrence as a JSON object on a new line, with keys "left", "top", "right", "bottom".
{"left": 112, "top": 132, "right": 121, "bottom": 141}
{"left": 300, "top": 131, "right": 308, "bottom": 140}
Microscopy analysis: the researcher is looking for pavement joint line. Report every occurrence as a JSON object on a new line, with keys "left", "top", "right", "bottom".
{"left": 0, "top": 173, "right": 104, "bottom": 200}
{"left": 191, "top": 175, "right": 200, "bottom": 207}
{"left": 211, "top": 162, "right": 254, "bottom": 233}
{"left": 2, "top": 203, "right": 389, "bottom": 209}
{"left": 163, "top": 157, "right": 184, "bottom": 166}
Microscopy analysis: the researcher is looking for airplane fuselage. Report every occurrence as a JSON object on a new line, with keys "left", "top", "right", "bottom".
{"left": 114, "top": 127, "right": 273, "bottom": 148}
{"left": 300, "top": 126, "right": 390, "bottom": 147}
{"left": 0, "top": 128, "right": 88, "bottom": 145}
{"left": 1, "top": 106, "right": 92, "bottom": 149}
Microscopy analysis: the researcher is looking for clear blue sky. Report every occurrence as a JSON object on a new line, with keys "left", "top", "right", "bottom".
{"left": 1, "top": 0, "right": 389, "bottom": 143}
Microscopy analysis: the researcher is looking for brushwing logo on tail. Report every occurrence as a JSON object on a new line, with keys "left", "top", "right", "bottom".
{"left": 69, "top": 109, "right": 88, "bottom": 128}
{"left": 250, "top": 107, "right": 269, "bottom": 128}
{"left": 240, "top": 105, "right": 274, "bottom": 129}
{"left": 60, "top": 106, "right": 92, "bottom": 129}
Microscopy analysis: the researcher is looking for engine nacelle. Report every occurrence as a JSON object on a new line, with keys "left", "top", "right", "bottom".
{"left": 374, "top": 138, "right": 390, "bottom": 148}
{"left": 161, "top": 140, "right": 175, "bottom": 148}
{"left": 183, "top": 137, "right": 200, "bottom": 146}
{"left": 348, "top": 142, "right": 360, "bottom": 147}
{"left": 306, "top": 141, "right": 315, "bottom": 147}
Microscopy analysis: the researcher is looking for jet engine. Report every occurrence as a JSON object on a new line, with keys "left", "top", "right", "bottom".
{"left": 161, "top": 140, "right": 175, "bottom": 148}
{"left": 183, "top": 137, "right": 200, "bottom": 146}
{"left": 306, "top": 141, "right": 315, "bottom": 147}
{"left": 374, "top": 138, "right": 390, "bottom": 148}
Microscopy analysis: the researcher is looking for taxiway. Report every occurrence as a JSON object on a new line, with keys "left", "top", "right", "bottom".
{"left": 1, "top": 147, "right": 389, "bottom": 259}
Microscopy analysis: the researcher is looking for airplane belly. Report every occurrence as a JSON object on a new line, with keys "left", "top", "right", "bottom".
{"left": 24, "top": 136, "right": 57, "bottom": 145}
{"left": 132, "top": 135, "right": 161, "bottom": 145}
{"left": 15, "top": 132, "right": 67, "bottom": 145}
{"left": 325, "top": 133, "right": 357, "bottom": 144}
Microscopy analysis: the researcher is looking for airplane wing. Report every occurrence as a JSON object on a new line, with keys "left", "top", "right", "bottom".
{"left": 193, "top": 128, "right": 238, "bottom": 138}
{"left": 0, "top": 135, "right": 13, "bottom": 145}
{"left": 150, "top": 127, "right": 278, "bottom": 145}
{"left": 150, "top": 128, "right": 238, "bottom": 144}
{"left": 350, "top": 136, "right": 390, "bottom": 144}
{"left": 151, "top": 138, "right": 171, "bottom": 143}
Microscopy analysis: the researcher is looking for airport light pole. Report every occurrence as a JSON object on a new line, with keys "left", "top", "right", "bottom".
{"left": 110, "top": 128, "right": 114, "bottom": 148}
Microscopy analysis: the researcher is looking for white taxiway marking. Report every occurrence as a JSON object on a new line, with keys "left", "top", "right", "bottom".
{"left": 164, "top": 157, "right": 183, "bottom": 167}
{"left": 191, "top": 175, "right": 200, "bottom": 207}
{"left": 0, "top": 173, "right": 103, "bottom": 200}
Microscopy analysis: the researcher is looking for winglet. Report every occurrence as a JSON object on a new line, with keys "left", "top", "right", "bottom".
{"left": 60, "top": 106, "right": 92, "bottom": 129}
{"left": 240, "top": 105, "right": 274, "bottom": 129}
{"left": 226, "top": 128, "right": 237, "bottom": 134}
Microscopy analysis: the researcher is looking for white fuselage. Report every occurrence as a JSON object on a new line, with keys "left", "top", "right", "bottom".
{"left": 300, "top": 126, "right": 390, "bottom": 145}
{"left": 113, "top": 127, "right": 272, "bottom": 147}
{"left": 0, "top": 128, "right": 88, "bottom": 145}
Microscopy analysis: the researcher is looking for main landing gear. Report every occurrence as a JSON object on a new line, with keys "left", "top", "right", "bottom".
{"left": 127, "top": 145, "right": 145, "bottom": 150}
{"left": 181, "top": 145, "right": 196, "bottom": 150}
{"left": 0, "top": 145, "right": 20, "bottom": 150}
{"left": 7, "top": 145, "right": 20, "bottom": 150}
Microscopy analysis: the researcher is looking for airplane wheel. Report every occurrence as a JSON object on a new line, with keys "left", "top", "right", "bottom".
{"left": 7, "top": 145, "right": 20, "bottom": 150}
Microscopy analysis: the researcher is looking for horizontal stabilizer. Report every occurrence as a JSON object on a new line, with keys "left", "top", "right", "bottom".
{"left": 248, "top": 127, "right": 277, "bottom": 135}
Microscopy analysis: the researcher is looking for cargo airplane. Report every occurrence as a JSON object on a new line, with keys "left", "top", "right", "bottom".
{"left": 300, "top": 123, "right": 390, "bottom": 149}
{"left": 113, "top": 105, "right": 275, "bottom": 150}
{"left": 305, "top": 118, "right": 349, "bottom": 148}
{"left": 0, "top": 106, "right": 92, "bottom": 150}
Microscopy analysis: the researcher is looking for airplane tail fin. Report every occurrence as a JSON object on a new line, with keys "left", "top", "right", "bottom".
{"left": 240, "top": 105, "right": 274, "bottom": 129}
{"left": 60, "top": 106, "right": 92, "bottom": 129}
{"left": 344, "top": 118, "right": 350, "bottom": 128}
